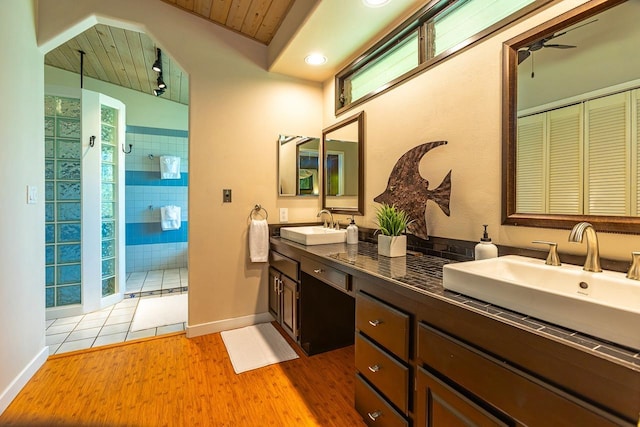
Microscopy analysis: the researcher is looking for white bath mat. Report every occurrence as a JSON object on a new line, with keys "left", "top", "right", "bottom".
{"left": 221, "top": 323, "right": 299, "bottom": 374}
{"left": 130, "top": 293, "right": 188, "bottom": 332}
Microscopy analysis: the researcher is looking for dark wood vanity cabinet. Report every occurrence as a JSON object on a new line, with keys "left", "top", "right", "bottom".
{"left": 416, "top": 323, "right": 621, "bottom": 427}
{"left": 269, "top": 245, "right": 355, "bottom": 356}
{"left": 355, "top": 275, "right": 638, "bottom": 427}
{"left": 270, "top": 239, "right": 639, "bottom": 426}
{"left": 355, "top": 290, "right": 411, "bottom": 426}
{"left": 268, "top": 251, "right": 299, "bottom": 341}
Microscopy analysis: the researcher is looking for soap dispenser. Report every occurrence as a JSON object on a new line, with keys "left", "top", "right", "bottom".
{"left": 347, "top": 215, "right": 359, "bottom": 244}
{"left": 475, "top": 224, "right": 498, "bottom": 260}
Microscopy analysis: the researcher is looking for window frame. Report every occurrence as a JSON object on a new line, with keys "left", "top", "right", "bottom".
{"left": 335, "top": 0, "right": 553, "bottom": 116}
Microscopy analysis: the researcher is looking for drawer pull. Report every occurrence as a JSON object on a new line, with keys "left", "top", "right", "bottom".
{"left": 313, "top": 268, "right": 324, "bottom": 274}
{"left": 368, "top": 364, "right": 380, "bottom": 373}
{"left": 368, "top": 319, "right": 382, "bottom": 327}
{"left": 367, "top": 410, "right": 382, "bottom": 421}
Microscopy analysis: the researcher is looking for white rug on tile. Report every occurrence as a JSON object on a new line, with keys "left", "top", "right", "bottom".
{"left": 130, "top": 294, "right": 187, "bottom": 332}
{"left": 221, "top": 323, "right": 299, "bottom": 374}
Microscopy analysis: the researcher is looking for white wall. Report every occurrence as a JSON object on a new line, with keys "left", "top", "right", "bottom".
{"left": 0, "top": 0, "right": 48, "bottom": 414}
{"left": 322, "top": 0, "right": 640, "bottom": 262}
{"left": 37, "top": 0, "right": 323, "bottom": 334}
{"left": 45, "top": 66, "right": 188, "bottom": 130}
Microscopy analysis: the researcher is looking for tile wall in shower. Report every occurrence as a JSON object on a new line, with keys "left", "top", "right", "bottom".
{"left": 125, "top": 126, "right": 188, "bottom": 273}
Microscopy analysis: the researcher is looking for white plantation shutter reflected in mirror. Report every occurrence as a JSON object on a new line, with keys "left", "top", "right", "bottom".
{"left": 584, "top": 92, "right": 630, "bottom": 216}
{"left": 548, "top": 105, "right": 582, "bottom": 214}
{"left": 517, "top": 87, "right": 640, "bottom": 217}
{"left": 634, "top": 89, "right": 640, "bottom": 216}
{"left": 516, "top": 113, "right": 546, "bottom": 213}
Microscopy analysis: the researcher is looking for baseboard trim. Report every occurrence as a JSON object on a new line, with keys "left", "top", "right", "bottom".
{"left": 0, "top": 346, "right": 49, "bottom": 415}
{"left": 186, "top": 312, "right": 274, "bottom": 338}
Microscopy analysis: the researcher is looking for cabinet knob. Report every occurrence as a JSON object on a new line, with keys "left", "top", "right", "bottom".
{"left": 313, "top": 268, "right": 324, "bottom": 274}
{"left": 368, "top": 410, "right": 382, "bottom": 421}
{"left": 368, "top": 319, "right": 382, "bottom": 327}
{"left": 368, "top": 364, "right": 380, "bottom": 373}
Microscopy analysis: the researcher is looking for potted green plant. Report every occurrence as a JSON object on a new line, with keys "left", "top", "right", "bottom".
{"left": 374, "top": 203, "right": 413, "bottom": 257}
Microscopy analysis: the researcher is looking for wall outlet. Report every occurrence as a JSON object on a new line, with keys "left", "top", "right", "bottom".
{"left": 279, "top": 208, "right": 288, "bottom": 223}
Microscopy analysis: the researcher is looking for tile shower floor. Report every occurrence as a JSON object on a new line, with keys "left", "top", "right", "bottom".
{"left": 45, "top": 268, "right": 188, "bottom": 355}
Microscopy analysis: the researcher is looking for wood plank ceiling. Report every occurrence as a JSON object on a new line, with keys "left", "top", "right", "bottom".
{"left": 160, "top": 0, "right": 295, "bottom": 45}
{"left": 44, "top": 0, "right": 295, "bottom": 106}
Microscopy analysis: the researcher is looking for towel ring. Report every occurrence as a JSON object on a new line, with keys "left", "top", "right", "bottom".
{"left": 248, "top": 204, "right": 268, "bottom": 222}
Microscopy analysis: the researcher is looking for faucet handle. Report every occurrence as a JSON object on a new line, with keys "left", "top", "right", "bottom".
{"left": 532, "top": 241, "right": 561, "bottom": 266}
{"left": 626, "top": 251, "right": 640, "bottom": 280}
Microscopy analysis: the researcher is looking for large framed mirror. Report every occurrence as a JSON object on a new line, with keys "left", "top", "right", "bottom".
{"left": 278, "top": 134, "right": 320, "bottom": 197}
{"left": 502, "top": 0, "right": 640, "bottom": 233}
{"left": 322, "top": 111, "right": 364, "bottom": 215}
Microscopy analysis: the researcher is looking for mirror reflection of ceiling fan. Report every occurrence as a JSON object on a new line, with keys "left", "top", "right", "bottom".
{"left": 517, "top": 19, "right": 598, "bottom": 65}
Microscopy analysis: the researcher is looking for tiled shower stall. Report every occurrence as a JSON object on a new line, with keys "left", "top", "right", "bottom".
{"left": 124, "top": 126, "right": 188, "bottom": 274}
{"left": 45, "top": 88, "right": 188, "bottom": 319}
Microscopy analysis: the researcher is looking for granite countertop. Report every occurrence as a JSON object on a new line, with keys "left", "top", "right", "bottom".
{"left": 271, "top": 237, "right": 640, "bottom": 371}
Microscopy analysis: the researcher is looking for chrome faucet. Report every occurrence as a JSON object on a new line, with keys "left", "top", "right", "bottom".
{"left": 568, "top": 222, "right": 602, "bottom": 272}
{"left": 317, "top": 209, "right": 334, "bottom": 229}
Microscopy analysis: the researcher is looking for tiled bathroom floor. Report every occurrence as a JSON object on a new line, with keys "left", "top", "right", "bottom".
{"left": 46, "top": 268, "right": 188, "bottom": 355}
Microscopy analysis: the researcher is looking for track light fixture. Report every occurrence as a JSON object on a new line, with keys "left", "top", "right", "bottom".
{"left": 153, "top": 88, "right": 165, "bottom": 96}
{"left": 157, "top": 73, "right": 166, "bottom": 89}
{"left": 152, "top": 48, "right": 162, "bottom": 72}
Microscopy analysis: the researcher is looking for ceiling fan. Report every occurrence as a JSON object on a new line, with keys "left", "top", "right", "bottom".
{"left": 517, "top": 19, "right": 598, "bottom": 65}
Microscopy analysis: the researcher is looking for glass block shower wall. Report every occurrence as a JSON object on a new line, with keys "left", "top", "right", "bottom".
{"left": 100, "top": 105, "right": 118, "bottom": 297}
{"left": 124, "top": 126, "right": 188, "bottom": 273}
{"left": 45, "top": 95, "right": 83, "bottom": 307}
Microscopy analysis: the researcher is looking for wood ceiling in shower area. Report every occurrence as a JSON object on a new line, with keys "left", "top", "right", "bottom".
{"left": 44, "top": 24, "right": 189, "bottom": 105}
{"left": 44, "top": 1, "right": 296, "bottom": 105}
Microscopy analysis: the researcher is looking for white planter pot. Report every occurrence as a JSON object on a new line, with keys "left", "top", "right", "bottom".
{"left": 377, "top": 234, "right": 407, "bottom": 258}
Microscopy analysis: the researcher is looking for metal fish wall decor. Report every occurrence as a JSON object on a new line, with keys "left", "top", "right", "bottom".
{"left": 374, "top": 141, "right": 452, "bottom": 240}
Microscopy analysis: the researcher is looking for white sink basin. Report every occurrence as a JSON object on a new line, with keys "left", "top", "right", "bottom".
{"left": 443, "top": 255, "right": 640, "bottom": 350}
{"left": 280, "top": 226, "right": 346, "bottom": 245}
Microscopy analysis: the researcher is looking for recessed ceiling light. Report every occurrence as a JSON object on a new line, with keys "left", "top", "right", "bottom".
{"left": 363, "top": 0, "right": 391, "bottom": 7}
{"left": 304, "top": 53, "right": 327, "bottom": 66}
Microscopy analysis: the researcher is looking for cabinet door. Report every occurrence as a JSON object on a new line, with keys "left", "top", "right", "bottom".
{"left": 268, "top": 268, "right": 281, "bottom": 322}
{"left": 416, "top": 367, "right": 512, "bottom": 427}
{"left": 280, "top": 274, "right": 298, "bottom": 341}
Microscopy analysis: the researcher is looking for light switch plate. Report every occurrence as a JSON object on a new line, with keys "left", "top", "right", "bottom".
{"left": 27, "top": 185, "right": 38, "bottom": 204}
{"left": 223, "top": 189, "right": 232, "bottom": 203}
{"left": 279, "top": 208, "right": 288, "bottom": 223}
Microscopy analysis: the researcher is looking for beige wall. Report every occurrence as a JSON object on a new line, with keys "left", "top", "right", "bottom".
{"left": 322, "top": 0, "right": 639, "bottom": 262}
{"left": 0, "top": 0, "right": 48, "bottom": 413}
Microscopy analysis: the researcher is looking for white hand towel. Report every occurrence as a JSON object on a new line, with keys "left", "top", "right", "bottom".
{"left": 161, "top": 205, "right": 181, "bottom": 231}
{"left": 160, "top": 155, "right": 181, "bottom": 179}
{"left": 249, "top": 219, "right": 269, "bottom": 263}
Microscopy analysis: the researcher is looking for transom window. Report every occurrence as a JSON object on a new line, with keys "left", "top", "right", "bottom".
{"left": 336, "top": 0, "right": 551, "bottom": 115}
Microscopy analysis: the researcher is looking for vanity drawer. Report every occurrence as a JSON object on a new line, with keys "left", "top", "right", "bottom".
{"left": 355, "top": 333, "right": 409, "bottom": 414}
{"left": 355, "top": 374, "right": 408, "bottom": 427}
{"left": 301, "top": 256, "right": 350, "bottom": 293}
{"left": 269, "top": 251, "right": 298, "bottom": 281}
{"left": 417, "top": 322, "right": 621, "bottom": 426}
{"left": 356, "top": 291, "right": 409, "bottom": 361}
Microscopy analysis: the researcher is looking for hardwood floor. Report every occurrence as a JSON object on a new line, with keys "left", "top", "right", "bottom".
{"left": 0, "top": 325, "right": 366, "bottom": 426}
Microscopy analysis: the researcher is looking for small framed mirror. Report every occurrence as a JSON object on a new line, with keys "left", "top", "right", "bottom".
{"left": 322, "top": 111, "right": 364, "bottom": 215}
{"left": 278, "top": 134, "right": 320, "bottom": 197}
